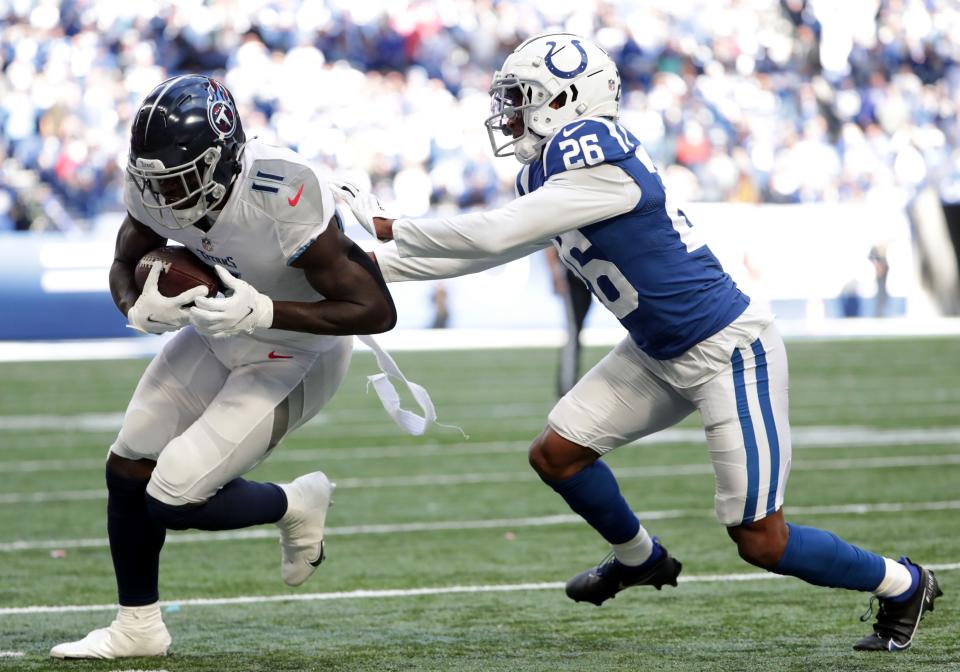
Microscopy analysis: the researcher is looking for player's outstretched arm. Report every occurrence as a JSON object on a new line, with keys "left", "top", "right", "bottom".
{"left": 336, "top": 166, "right": 639, "bottom": 261}
{"left": 369, "top": 240, "right": 548, "bottom": 283}
{"left": 275, "top": 223, "right": 397, "bottom": 335}
{"left": 391, "top": 167, "right": 638, "bottom": 259}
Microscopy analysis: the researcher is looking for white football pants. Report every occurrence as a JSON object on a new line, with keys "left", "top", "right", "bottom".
{"left": 109, "top": 327, "right": 353, "bottom": 506}
{"left": 548, "top": 322, "right": 792, "bottom": 526}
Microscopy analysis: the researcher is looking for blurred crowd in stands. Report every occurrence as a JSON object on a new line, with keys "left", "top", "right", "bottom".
{"left": 1, "top": 0, "right": 958, "bottom": 232}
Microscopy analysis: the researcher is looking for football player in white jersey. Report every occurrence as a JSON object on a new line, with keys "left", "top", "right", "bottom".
{"left": 336, "top": 33, "right": 942, "bottom": 652}
{"left": 50, "top": 75, "right": 398, "bottom": 659}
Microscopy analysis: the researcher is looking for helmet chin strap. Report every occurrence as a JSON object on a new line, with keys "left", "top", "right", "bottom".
{"left": 515, "top": 133, "right": 545, "bottom": 165}
{"left": 171, "top": 182, "right": 226, "bottom": 227}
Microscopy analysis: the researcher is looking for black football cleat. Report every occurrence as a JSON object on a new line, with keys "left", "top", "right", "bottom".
{"left": 853, "top": 559, "right": 943, "bottom": 652}
{"left": 565, "top": 544, "right": 682, "bottom": 606}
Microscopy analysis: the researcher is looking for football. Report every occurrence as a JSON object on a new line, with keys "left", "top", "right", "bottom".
{"left": 134, "top": 246, "right": 221, "bottom": 299}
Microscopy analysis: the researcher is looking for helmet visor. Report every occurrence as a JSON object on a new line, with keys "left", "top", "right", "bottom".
{"left": 487, "top": 78, "right": 525, "bottom": 132}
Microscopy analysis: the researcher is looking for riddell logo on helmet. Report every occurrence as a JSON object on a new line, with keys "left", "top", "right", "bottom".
{"left": 206, "top": 79, "right": 237, "bottom": 139}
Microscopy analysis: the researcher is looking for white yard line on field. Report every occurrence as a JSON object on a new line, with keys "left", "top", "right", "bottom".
{"left": 3, "top": 409, "right": 960, "bottom": 444}
{"left": 0, "top": 651, "right": 24, "bottom": 657}
{"left": 3, "top": 453, "right": 960, "bottom": 505}
{"left": 2, "top": 563, "right": 959, "bottom": 616}
{"left": 4, "top": 426, "right": 960, "bottom": 473}
{"left": 2, "top": 499, "right": 959, "bottom": 553}
{"left": 0, "top": 412, "right": 124, "bottom": 432}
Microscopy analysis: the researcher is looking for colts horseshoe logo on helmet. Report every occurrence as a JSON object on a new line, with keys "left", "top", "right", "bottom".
{"left": 543, "top": 39, "right": 589, "bottom": 79}
{"left": 206, "top": 79, "right": 237, "bottom": 139}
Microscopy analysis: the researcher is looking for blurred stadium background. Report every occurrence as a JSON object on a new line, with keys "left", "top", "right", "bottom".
{"left": 1, "top": 0, "right": 960, "bottom": 346}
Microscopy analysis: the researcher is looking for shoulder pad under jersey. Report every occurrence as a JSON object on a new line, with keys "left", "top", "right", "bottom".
{"left": 542, "top": 117, "right": 637, "bottom": 181}
{"left": 243, "top": 151, "right": 334, "bottom": 264}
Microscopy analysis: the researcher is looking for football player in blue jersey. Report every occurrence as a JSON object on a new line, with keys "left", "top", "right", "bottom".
{"left": 335, "top": 32, "right": 943, "bottom": 652}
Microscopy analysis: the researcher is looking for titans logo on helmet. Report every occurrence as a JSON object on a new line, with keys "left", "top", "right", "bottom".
{"left": 206, "top": 79, "right": 237, "bottom": 139}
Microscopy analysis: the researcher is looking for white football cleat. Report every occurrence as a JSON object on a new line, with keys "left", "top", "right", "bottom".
{"left": 50, "top": 604, "right": 171, "bottom": 659}
{"left": 276, "top": 471, "right": 335, "bottom": 587}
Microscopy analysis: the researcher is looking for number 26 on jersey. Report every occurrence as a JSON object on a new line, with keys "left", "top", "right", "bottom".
{"left": 558, "top": 133, "right": 605, "bottom": 170}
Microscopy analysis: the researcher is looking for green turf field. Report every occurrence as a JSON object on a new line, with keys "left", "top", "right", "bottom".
{"left": 0, "top": 337, "right": 958, "bottom": 671}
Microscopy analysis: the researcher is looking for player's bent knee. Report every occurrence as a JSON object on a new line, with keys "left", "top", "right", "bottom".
{"left": 727, "top": 513, "right": 789, "bottom": 569}
{"left": 106, "top": 452, "right": 156, "bottom": 482}
{"left": 528, "top": 429, "right": 598, "bottom": 481}
{"left": 527, "top": 434, "right": 551, "bottom": 475}
{"left": 733, "top": 538, "right": 783, "bottom": 569}
{"left": 147, "top": 432, "right": 228, "bottom": 506}
{"left": 528, "top": 433, "right": 570, "bottom": 480}
{"left": 144, "top": 492, "right": 206, "bottom": 530}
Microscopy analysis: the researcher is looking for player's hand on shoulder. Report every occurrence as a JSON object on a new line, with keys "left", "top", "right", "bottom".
{"left": 127, "top": 262, "right": 208, "bottom": 334}
{"left": 189, "top": 266, "right": 274, "bottom": 339}
{"left": 329, "top": 179, "right": 396, "bottom": 241}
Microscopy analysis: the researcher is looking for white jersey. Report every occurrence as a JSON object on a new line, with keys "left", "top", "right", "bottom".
{"left": 124, "top": 138, "right": 341, "bottom": 352}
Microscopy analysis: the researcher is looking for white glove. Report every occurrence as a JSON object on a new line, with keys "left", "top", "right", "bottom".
{"left": 329, "top": 179, "right": 396, "bottom": 240}
{"left": 189, "top": 266, "right": 273, "bottom": 339}
{"left": 127, "top": 262, "right": 208, "bottom": 335}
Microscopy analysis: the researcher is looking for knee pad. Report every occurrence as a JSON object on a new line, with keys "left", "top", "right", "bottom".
{"left": 144, "top": 436, "right": 210, "bottom": 529}
{"left": 146, "top": 432, "right": 220, "bottom": 507}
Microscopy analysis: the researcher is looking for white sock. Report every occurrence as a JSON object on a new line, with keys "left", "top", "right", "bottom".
{"left": 873, "top": 557, "right": 914, "bottom": 598}
{"left": 117, "top": 603, "right": 163, "bottom": 626}
{"left": 611, "top": 528, "right": 654, "bottom": 567}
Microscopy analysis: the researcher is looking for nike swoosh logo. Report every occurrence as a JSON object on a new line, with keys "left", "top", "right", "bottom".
{"left": 268, "top": 351, "right": 293, "bottom": 359}
{"left": 288, "top": 183, "right": 304, "bottom": 207}
{"left": 562, "top": 122, "right": 586, "bottom": 138}
{"left": 309, "top": 541, "right": 326, "bottom": 567}
{"left": 146, "top": 316, "right": 178, "bottom": 327}
{"left": 220, "top": 307, "right": 254, "bottom": 334}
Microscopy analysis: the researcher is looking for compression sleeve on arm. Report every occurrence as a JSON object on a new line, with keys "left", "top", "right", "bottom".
{"left": 375, "top": 240, "right": 548, "bottom": 283}
{"left": 391, "top": 163, "right": 641, "bottom": 260}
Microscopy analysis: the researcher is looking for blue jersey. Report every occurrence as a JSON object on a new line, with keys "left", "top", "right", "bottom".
{"left": 518, "top": 117, "right": 749, "bottom": 360}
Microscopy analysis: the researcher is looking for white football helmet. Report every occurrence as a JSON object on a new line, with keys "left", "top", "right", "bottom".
{"left": 486, "top": 33, "right": 621, "bottom": 164}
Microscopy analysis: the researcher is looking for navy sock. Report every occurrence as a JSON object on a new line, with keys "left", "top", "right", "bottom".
{"left": 106, "top": 467, "right": 166, "bottom": 606}
{"left": 541, "top": 460, "right": 640, "bottom": 544}
{"left": 774, "top": 523, "right": 886, "bottom": 591}
{"left": 146, "top": 478, "right": 287, "bottom": 531}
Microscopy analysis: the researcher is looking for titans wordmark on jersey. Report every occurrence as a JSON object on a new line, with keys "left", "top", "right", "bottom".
{"left": 517, "top": 118, "right": 749, "bottom": 360}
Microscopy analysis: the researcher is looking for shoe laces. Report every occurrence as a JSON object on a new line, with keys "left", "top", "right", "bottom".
{"left": 859, "top": 595, "right": 878, "bottom": 623}
{"left": 859, "top": 593, "right": 910, "bottom": 641}
{"left": 595, "top": 551, "right": 618, "bottom": 577}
